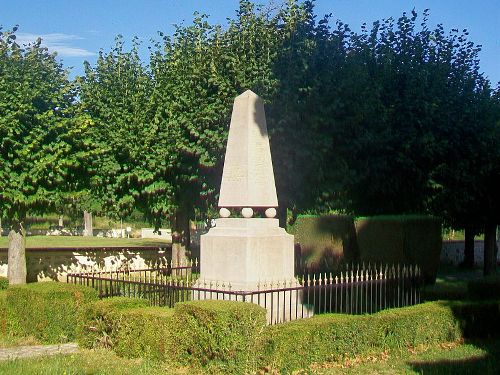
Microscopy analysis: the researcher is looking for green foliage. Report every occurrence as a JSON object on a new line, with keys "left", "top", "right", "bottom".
{"left": 0, "top": 277, "right": 8, "bottom": 290}
{"left": 6, "top": 282, "right": 97, "bottom": 343}
{"left": 448, "top": 300, "right": 500, "bottom": 339}
{"left": 290, "top": 214, "right": 441, "bottom": 281}
{"left": 421, "top": 281, "right": 469, "bottom": 301}
{"left": 290, "top": 215, "right": 359, "bottom": 273}
{"left": 77, "top": 299, "right": 266, "bottom": 373}
{"left": 0, "top": 291, "right": 6, "bottom": 337}
{"left": 261, "top": 301, "right": 491, "bottom": 373}
{"left": 76, "top": 297, "right": 149, "bottom": 349}
{"left": 29, "top": 291, "right": 500, "bottom": 373}
{"left": 468, "top": 275, "right": 500, "bottom": 301}
{"left": 113, "top": 307, "right": 176, "bottom": 361}
{"left": 0, "top": 26, "right": 94, "bottom": 222}
{"left": 355, "top": 215, "right": 442, "bottom": 282}
{"left": 77, "top": 36, "right": 156, "bottom": 220}
{"left": 173, "top": 300, "right": 267, "bottom": 372}
{"left": 423, "top": 273, "right": 500, "bottom": 302}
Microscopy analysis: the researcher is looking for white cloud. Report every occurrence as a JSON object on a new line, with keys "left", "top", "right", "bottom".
{"left": 16, "top": 33, "right": 96, "bottom": 57}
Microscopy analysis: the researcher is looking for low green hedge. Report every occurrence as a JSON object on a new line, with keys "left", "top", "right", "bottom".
{"left": 77, "top": 296, "right": 175, "bottom": 361}
{"left": 0, "top": 291, "right": 6, "bottom": 337}
{"left": 6, "top": 282, "right": 98, "bottom": 343}
{"left": 74, "top": 297, "right": 500, "bottom": 373}
{"left": 262, "top": 301, "right": 463, "bottom": 372}
{"left": 290, "top": 214, "right": 441, "bottom": 282}
{"left": 173, "top": 300, "right": 267, "bottom": 373}
{"left": 113, "top": 306, "right": 176, "bottom": 361}
{"left": 449, "top": 300, "right": 500, "bottom": 338}
{"left": 355, "top": 215, "right": 442, "bottom": 283}
{"left": 468, "top": 275, "right": 500, "bottom": 300}
{"left": 289, "top": 215, "right": 359, "bottom": 274}
{"left": 77, "top": 299, "right": 267, "bottom": 373}
{"left": 0, "top": 277, "right": 8, "bottom": 290}
{"left": 77, "top": 297, "right": 149, "bottom": 349}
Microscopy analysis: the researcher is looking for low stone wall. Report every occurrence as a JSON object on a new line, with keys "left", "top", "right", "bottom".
{"left": 441, "top": 240, "right": 500, "bottom": 266}
{"left": 0, "top": 246, "right": 171, "bottom": 282}
{"left": 140, "top": 228, "right": 172, "bottom": 241}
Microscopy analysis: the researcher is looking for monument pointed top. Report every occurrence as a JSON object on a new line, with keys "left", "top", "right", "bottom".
{"left": 238, "top": 89, "right": 258, "bottom": 98}
{"left": 218, "top": 91, "right": 278, "bottom": 208}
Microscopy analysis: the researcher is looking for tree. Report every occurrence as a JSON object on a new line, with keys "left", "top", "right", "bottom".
{"left": 77, "top": 36, "right": 157, "bottom": 222}
{"left": 0, "top": 27, "right": 92, "bottom": 283}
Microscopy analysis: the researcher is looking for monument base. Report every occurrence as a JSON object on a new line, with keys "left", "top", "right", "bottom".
{"left": 196, "top": 218, "right": 313, "bottom": 323}
{"left": 199, "top": 218, "right": 294, "bottom": 288}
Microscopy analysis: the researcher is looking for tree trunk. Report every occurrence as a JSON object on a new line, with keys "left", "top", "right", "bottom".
{"left": 462, "top": 225, "right": 475, "bottom": 269}
{"left": 277, "top": 205, "right": 287, "bottom": 229}
{"left": 83, "top": 211, "right": 93, "bottom": 237}
{"left": 171, "top": 208, "right": 190, "bottom": 268}
{"left": 483, "top": 221, "right": 497, "bottom": 276}
{"left": 8, "top": 222, "right": 27, "bottom": 285}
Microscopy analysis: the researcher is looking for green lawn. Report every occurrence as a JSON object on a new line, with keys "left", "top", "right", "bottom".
{"left": 421, "top": 264, "right": 485, "bottom": 301}
{"left": 0, "top": 340, "right": 498, "bottom": 374}
{"left": 0, "top": 348, "right": 178, "bottom": 375}
{"left": 0, "top": 236, "right": 170, "bottom": 249}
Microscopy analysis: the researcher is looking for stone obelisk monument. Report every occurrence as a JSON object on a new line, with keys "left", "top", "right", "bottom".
{"left": 199, "top": 90, "right": 296, "bottom": 291}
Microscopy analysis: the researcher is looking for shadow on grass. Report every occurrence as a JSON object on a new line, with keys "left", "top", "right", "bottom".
{"left": 409, "top": 340, "right": 500, "bottom": 375}
{"left": 410, "top": 355, "right": 497, "bottom": 375}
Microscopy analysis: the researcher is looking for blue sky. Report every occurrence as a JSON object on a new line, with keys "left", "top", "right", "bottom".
{"left": 2, "top": 0, "right": 499, "bottom": 84}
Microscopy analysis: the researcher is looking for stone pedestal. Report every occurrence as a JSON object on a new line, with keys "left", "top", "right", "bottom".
{"left": 199, "top": 218, "right": 294, "bottom": 290}
{"left": 197, "top": 218, "right": 313, "bottom": 323}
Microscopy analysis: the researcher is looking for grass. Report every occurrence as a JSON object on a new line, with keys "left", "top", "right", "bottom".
{"left": 0, "top": 236, "right": 170, "bottom": 249}
{"left": 0, "top": 348, "right": 188, "bottom": 375}
{"left": 421, "top": 264, "right": 485, "bottom": 301}
{"left": 0, "top": 336, "right": 40, "bottom": 349}
{"left": 0, "top": 340, "right": 498, "bottom": 374}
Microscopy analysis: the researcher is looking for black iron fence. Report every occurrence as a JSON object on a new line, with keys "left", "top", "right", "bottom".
{"left": 67, "top": 262, "right": 422, "bottom": 325}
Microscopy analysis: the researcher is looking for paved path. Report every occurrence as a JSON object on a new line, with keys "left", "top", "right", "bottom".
{"left": 0, "top": 343, "right": 79, "bottom": 361}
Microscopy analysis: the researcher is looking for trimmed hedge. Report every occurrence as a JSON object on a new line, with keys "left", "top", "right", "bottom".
{"left": 74, "top": 297, "right": 500, "bottom": 373}
{"left": 77, "top": 297, "right": 149, "bottom": 349}
{"left": 77, "top": 299, "right": 267, "bottom": 373}
{"left": 449, "top": 300, "right": 500, "bottom": 338}
{"left": 77, "top": 297, "right": 176, "bottom": 361}
{"left": 290, "top": 214, "right": 441, "bottom": 282}
{"left": 113, "top": 306, "right": 176, "bottom": 361}
{"left": 290, "top": 215, "right": 359, "bottom": 274}
{"left": 6, "top": 282, "right": 97, "bottom": 343}
{"left": 173, "top": 300, "right": 267, "bottom": 373}
{"left": 355, "top": 215, "right": 442, "bottom": 283}
{"left": 262, "top": 301, "right": 462, "bottom": 372}
{"left": 468, "top": 275, "right": 500, "bottom": 301}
